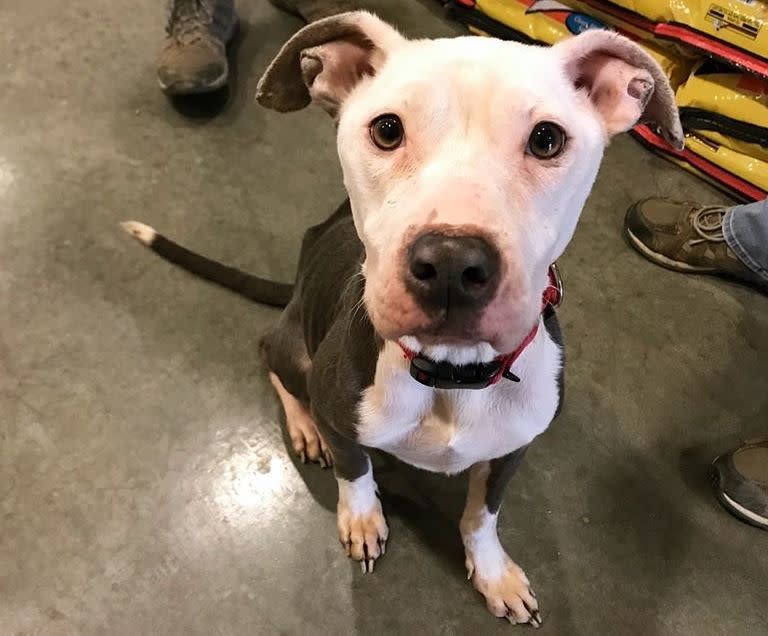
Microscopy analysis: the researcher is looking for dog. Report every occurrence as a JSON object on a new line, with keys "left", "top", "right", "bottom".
{"left": 123, "top": 11, "right": 683, "bottom": 626}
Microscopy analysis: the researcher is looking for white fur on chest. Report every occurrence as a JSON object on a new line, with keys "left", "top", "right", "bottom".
{"left": 357, "top": 326, "right": 562, "bottom": 474}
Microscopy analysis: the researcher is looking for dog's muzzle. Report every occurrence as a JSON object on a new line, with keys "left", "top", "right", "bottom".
{"left": 399, "top": 264, "right": 563, "bottom": 390}
{"left": 405, "top": 232, "right": 501, "bottom": 315}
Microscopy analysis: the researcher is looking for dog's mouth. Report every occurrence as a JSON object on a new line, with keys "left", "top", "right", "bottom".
{"left": 369, "top": 293, "right": 538, "bottom": 356}
{"left": 376, "top": 313, "right": 503, "bottom": 357}
{"left": 406, "top": 316, "right": 487, "bottom": 346}
{"left": 413, "top": 331, "right": 481, "bottom": 346}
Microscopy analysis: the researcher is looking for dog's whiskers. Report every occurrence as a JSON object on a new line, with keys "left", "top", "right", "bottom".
{"left": 342, "top": 269, "right": 368, "bottom": 337}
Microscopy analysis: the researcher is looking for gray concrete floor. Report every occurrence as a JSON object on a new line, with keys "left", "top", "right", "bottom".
{"left": 2, "top": 1, "right": 767, "bottom": 634}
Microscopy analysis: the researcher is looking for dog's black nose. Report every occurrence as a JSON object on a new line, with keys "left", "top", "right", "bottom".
{"left": 406, "top": 233, "right": 500, "bottom": 310}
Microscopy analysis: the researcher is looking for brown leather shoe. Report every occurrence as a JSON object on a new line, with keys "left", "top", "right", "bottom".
{"left": 624, "top": 197, "right": 767, "bottom": 290}
{"left": 712, "top": 439, "right": 768, "bottom": 530}
{"left": 157, "top": 0, "right": 238, "bottom": 95}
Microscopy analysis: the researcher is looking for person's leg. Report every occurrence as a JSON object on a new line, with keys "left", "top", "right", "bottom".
{"left": 715, "top": 203, "right": 768, "bottom": 528}
{"left": 624, "top": 196, "right": 767, "bottom": 292}
{"left": 626, "top": 197, "right": 768, "bottom": 527}
{"left": 157, "top": 0, "right": 238, "bottom": 96}
{"left": 722, "top": 198, "right": 768, "bottom": 282}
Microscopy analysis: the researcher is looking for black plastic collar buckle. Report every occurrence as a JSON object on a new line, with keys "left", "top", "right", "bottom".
{"left": 408, "top": 355, "right": 514, "bottom": 390}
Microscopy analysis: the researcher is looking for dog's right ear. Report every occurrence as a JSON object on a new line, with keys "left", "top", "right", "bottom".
{"left": 256, "top": 11, "right": 404, "bottom": 116}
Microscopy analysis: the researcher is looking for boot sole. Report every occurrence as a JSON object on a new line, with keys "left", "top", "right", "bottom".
{"left": 711, "top": 456, "right": 768, "bottom": 531}
{"left": 158, "top": 70, "right": 229, "bottom": 96}
{"left": 716, "top": 490, "right": 768, "bottom": 530}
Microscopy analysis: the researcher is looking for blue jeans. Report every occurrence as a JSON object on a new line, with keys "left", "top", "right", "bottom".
{"left": 724, "top": 198, "right": 768, "bottom": 282}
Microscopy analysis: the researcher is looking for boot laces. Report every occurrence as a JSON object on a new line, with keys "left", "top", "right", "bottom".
{"left": 690, "top": 205, "right": 727, "bottom": 246}
{"left": 166, "top": 0, "right": 213, "bottom": 44}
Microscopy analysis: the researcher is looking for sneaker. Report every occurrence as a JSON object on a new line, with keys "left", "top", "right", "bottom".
{"left": 268, "top": 0, "right": 359, "bottom": 23}
{"left": 624, "top": 197, "right": 767, "bottom": 290}
{"left": 711, "top": 439, "right": 768, "bottom": 530}
{"left": 157, "top": 0, "right": 238, "bottom": 95}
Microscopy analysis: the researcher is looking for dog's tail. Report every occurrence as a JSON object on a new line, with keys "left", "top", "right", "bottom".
{"left": 120, "top": 221, "right": 294, "bottom": 308}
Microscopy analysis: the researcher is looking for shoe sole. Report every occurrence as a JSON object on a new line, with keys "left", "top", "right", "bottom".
{"left": 158, "top": 70, "right": 229, "bottom": 96}
{"left": 710, "top": 458, "right": 768, "bottom": 531}
{"left": 714, "top": 488, "right": 768, "bottom": 531}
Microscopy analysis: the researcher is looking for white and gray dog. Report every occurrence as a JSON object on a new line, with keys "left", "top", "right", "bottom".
{"left": 124, "top": 12, "right": 682, "bottom": 625}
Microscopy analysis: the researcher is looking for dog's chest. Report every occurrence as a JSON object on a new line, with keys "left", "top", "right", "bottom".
{"left": 356, "top": 336, "right": 561, "bottom": 474}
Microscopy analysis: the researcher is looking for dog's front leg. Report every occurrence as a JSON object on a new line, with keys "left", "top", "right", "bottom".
{"left": 461, "top": 448, "right": 541, "bottom": 627}
{"left": 320, "top": 424, "right": 388, "bottom": 573}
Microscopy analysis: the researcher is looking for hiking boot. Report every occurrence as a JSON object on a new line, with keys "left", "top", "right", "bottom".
{"left": 157, "top": 0, "right": 238, "bottom": 95}
{"left": 268, "top": 0, "right": 360, "bottom": 23}
{"left": 711, "top": 439, "right": 768, "bottom": 530}
{"left": 625, "top": 197, "right": 767, "bottom": 290}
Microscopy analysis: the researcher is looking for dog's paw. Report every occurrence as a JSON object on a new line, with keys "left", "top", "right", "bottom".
{"left": 337, "top": 496, "right": 388, "bottom": 573}
{"left": 286, "top": 411, "right": 333, "bottom": 467}
{"left": 269, "top": 371, "right": 333, "bottom": 468}
{"left": 467, "top": 557, "right": 541, "bottom": 627}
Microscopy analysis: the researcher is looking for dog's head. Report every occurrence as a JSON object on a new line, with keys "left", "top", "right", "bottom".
{"left": 257, "top": 12, "right": 682, "bottom": 356}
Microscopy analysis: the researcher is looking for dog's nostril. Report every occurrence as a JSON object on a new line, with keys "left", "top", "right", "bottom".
{"left": 411, "top": 261, "right": 437, "bottom": 281}
{"left": 462, "top": 265, "right": 489, "bottom": 287}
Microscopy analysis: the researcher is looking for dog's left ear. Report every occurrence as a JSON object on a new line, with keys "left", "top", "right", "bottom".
{"left": 256, "top": 11, "right": 404, "bottom": 116}
{"left": 555, "top": 30, "right": 684, "bottom": 149}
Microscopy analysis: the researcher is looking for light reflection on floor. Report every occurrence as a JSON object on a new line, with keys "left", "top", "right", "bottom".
{"left": 0, "top": 156, "right": 15, "bottom": 198}
{"left": 214, "top": 448, "right": 290, "bottom": 523}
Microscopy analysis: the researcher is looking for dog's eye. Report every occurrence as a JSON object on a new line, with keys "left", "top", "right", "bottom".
{"left": 527, "top": 122, "right": 566, "bottom": 159}
{"left": 370, "top": 114, "right": 404, "bottom": 150}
